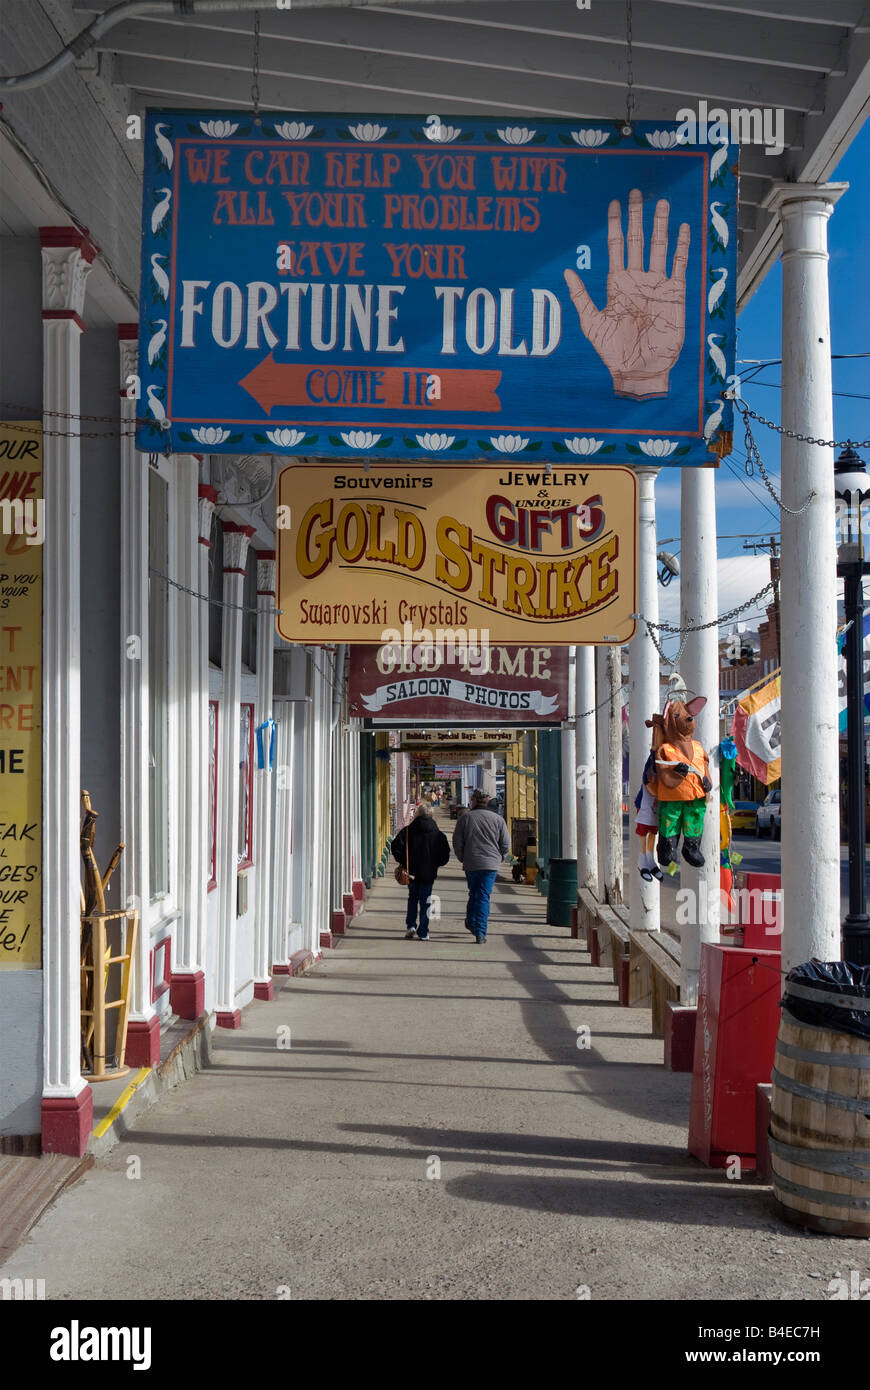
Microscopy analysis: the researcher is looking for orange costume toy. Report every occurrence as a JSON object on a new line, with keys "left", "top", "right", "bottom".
{"left": 646, "top": 694, "right": 711, "bottom": 870}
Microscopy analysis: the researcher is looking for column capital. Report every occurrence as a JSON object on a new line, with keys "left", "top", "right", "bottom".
{"left": 40, "top": 229, "right": 97, "bottom": 328}
{"left": 256, "top": 551, "right": 276, "bottom": 597}
{"left": 222, "top": 522, "right": 255, "bottom": 574}
{"left": 762, "top": 181, "right": 848, "bottom": 216}
{"left": 198, "top": 484, "right": 219, "bottom": 546}
{"left": 118, "top": 335, "right": 138, "bottom": 394}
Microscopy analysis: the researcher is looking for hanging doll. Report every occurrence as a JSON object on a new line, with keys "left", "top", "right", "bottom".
{"left": 646, "top": 689, "right": 712, "bottom": 869}
{"left": 634, "top": 746, "right": 663, "bottom": 881}
{"left": 718, "top": 735, "right": 738, "bottom": 913}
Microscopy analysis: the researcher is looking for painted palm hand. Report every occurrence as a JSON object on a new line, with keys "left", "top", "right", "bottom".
{"left": 564, "top": 189, "right": 690, "bottom": 400}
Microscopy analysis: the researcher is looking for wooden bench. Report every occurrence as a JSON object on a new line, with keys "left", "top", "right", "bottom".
{"left": 595, "top": 904, "right": 631, "bottom": 992}
{"left": 628, "top": 929, "right": 681, "bottom": 1038}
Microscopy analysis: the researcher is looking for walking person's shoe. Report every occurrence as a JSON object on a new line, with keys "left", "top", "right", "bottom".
{"left": 416, "top": 931, "right": 429, "bottom": 940}
{"left": 474, "top": 933, "right": 487, "bottom": 944}
{"left": 404, "top": 927, "right": 417, "bottom": 939}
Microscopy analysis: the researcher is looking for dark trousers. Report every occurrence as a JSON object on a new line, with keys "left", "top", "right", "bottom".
{"left": 406, "top": 879, "right": 434, "bottom": 936}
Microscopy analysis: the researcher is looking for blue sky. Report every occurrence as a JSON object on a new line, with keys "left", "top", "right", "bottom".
{"left": 655, "top": 121, "right": 870, "bottom": 649}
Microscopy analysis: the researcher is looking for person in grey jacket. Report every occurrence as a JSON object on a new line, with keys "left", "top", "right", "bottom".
{"left": 452, "top": 789, "right": 510, "bottom": 943}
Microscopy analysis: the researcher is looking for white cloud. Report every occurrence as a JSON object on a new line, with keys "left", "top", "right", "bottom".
{"left": 654, "top": 555, "right": 772, "bottom": 639}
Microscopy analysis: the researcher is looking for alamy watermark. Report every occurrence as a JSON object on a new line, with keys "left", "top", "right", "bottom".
{"left": 674, "top": 101, "right": 784, "bottom": 158}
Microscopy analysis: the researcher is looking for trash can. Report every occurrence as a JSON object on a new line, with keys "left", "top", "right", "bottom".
{"left": 546, "top": 857, "right": 578, "bottom": 927}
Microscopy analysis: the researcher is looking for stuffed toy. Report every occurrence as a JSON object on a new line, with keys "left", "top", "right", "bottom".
{"left": 634, "top": 748, "right": 663, "bottom": 882}
{"left": 646, "top": 692, "right": 711, "bottom": 868}
{"left": 718, "top": 736, "right": 739, "bottom": 912}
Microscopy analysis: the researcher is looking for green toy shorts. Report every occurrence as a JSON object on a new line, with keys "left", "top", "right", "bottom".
{"left": 658, "top": 799, "right": 707, "bottom": 838}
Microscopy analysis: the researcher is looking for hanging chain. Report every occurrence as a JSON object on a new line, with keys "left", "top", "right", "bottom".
{"left": 633, "top": 580, "right": 775, "bottom": 638}
{"left": 623, "top": 0, "right": 635, "bottom": 133}
{"left": 251, "top": 11, "right": 262, "bottom": 125}
{"left": 149, "top": 567, "right": 282, "bottom": 617}
{"left": 733, "top": 398, "right": 870, "bottom": 451}
{"left": 737, "top": 402, "right": 817, "bottom": 517}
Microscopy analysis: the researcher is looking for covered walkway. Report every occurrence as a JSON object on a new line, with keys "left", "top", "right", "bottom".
{"left": 3, "top": 813, "right": 865, "bottom": 1300}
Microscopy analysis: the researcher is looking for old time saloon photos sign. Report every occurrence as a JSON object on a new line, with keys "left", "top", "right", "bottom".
{"left": 275, "top": 462, "right": 637, "bottom": 645}
{"left": 349, "top": 645, "right": 568, "bottom": 725}
{"left": 137, "top": 112, "right": 738, "bottom": 464}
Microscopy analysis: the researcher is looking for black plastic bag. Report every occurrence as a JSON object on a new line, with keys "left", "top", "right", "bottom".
{"left": 781, "top": 958, "right": 870, "bottom": 1042}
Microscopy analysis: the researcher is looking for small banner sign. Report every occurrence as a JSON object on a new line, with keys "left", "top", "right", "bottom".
{"left": 137, "top": 111, "right": 737, "bottom": 464}
{"left": 275, "top": 461, "right": 637, "bottom": 644}
{"left": 730, "top": 674, "right": 781, "bottom": 786}
{"left": 349, "top": 644, "right": 567, "bottom": 724}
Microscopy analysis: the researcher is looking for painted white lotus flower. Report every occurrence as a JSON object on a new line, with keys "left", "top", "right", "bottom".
{"left": 266, "top": 428, "right": 306, "bottom": 448}
{"left": 416, "top": 433, "right": 455, "bottom": 452}
{"left": 341, "top": 431, "right": 381, "bottom": 449}
{"left": 497, "top": 126, "right": 536, "bottom": 145}
{"left": 199, "top": 120, "right": 238, "bottom": 138}
{"left": 424, "top": 122, "right": 461, "bottom": 143}
{"left": 491, "top": 434, "right": 529, "bottom": 454}
{"left": 564, "top": 436, "right": 604, "bottom": 456}
{"left": 348, "top": 123, "right": 388, "bottom": 142}
{"left": 645, "top": 129, "right": 686, "bottom": 150}
{"left": 570, "top": 129, "right": 609, "bottom": 147}
{"left": 638, "top": 439, "right": 679, "bottom": 457}
{"left": 191, "top": 426, "right": 231, "bottom": 445}
{"left": 274, "top": 121, "right": 313, "bottom": 141}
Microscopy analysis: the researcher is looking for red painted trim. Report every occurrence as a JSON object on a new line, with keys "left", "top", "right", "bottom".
{"left": 223, "top": 567, "right": 246, "bottom": 576}
{"left": 273, "top": 963, "right": 292, "bottom": 975}
{"left": 150, "top": 937, "right": 172, "bottom": 1003}
{"left": 223, "top": 522, "right": 256, "bottom": 537}
{"left": 256, "top": 549, "right": 276, "bottom": 561}
{"left": 198, "top": 483, "right": 220, "bottom": 503}
{"left": 208, "top": 699, "right": 219, "bottom": 890}
{"left": 170, "top": 969, "right": 205, "bottom": 1020}
{"left": 41, "top": 1088, "right": 94, "bottom": 1157}
{"left": 256, "top": 589, "right": 276, "bottom": 597}
{"left": 42, "top": 309, "right": 87, "bottom": 333}
{"left": 289, "top": 949, "right": 315, "bottom": 976}
{"left": 39, "top": 225, "right": 99, "bottom": 261}
{"left": 125, "top": 1016, "right": 160, "bottom": 1068}
{"left": 331, "top": 910, "right": 348, "bottom": 936}
{"left": 320, "top": 931, "right": 335, "bottom": 950}
{"left": 238, "top": 702, "right": 255, "bottom": 868}
{"left": 118, "top": 323, "right": 139, "bottom": 340}
{"left": 254, "top": 980, "right": 274, "bottom": 1001}
{"left": 216, "top": 1009, "right": 241, "bottom": 1029}
{"left": 342, "top": 893, "right": 354, "bottom": 919}
{"left": 198, "top": 536, "right": 212, "bottom": 547}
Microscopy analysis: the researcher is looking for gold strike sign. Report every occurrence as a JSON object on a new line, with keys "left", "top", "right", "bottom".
{"left": 0, "top": 423, "right": 42, "bottom": 969}
{"left": 276, "top": 463, "right": 637, "bottom": 644}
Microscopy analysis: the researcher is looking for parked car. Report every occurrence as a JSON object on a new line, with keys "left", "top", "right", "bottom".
{"left": 755, "top": 789, "right": 782, "bottom": 839}
{"left": 731, "top": 800, "right": 760, "bottom": 833}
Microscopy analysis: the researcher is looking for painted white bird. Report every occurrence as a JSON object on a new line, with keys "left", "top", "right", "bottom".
{"left": 150, "top": 253, "right": 169, "bottom": 299}
{"left": 703, "top": 398, "right": 724, "bottom": 442}
{"left": 710, "top": 144, "right": 729, "bottom": 183}
{"left": 151, "top": 188, "right": 172, "bottom": 234}
{"left": 707, "top": 267, "right": 727, "bottom": 314}
{"left": 710, "top": 202, "right": 729, "bottom": 248}
{"left": 146, "top": 384, "right": 165, "bottom": 423}
{"left": 148, "top": 320, "right": 167, "bottom": 366}
{"left": 154, "top": 123, "right": 174, "bottom": 170}
{"left": 707, "top": 333, "right": 727, "bottom": 380}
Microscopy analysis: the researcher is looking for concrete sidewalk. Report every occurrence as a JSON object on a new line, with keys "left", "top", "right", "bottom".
{"left": 2, "top": 829, "right": 867, "bottom": 1301}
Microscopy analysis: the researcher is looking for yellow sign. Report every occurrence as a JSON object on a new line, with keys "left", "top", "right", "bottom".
{"left": 276, "top": 463, "right": 637, "bottom": 644}
{"left": 0, "top": 422, "right": 42, "bottom": 969}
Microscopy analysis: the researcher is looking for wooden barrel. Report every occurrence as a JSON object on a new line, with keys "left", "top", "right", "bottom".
{"left": 545, "top": 858, "right": 578, "bottom": 927}
{"left": 770, "top": 1006, "right": 870, "bottom": 1237}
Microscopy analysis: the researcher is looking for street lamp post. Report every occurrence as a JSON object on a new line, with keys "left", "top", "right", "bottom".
{"left": 834, "top": 446, "right": 870, "bottom": 966}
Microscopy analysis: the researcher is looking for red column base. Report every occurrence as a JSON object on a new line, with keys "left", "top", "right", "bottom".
{"left": 617, "top": 954, "right": 630, "bottom": 1006}
{"left": 352, "top": 880, "right": 365, "bottom": 909}
{"left": 570, "top": 907, "right": 579, "bottom": 940}
{"left": 273, "top": 963, "right": 292, "bottom": 975}
{"left": 216, "top": 1009, "right": 242, "bottom": 1029}
{"left": 170, "top": 970, "right": 205, "bottom": 1020}
{"left": 755, "top": 1083, "right": 773, "bottom": 1182}
{"left": 41, "top": 1087, "right": 94, "bottom": 1157}
{"left": 342, "top": 893, "right": 355, "bottom": 919}
{"left": 331, "top": 910, "right": 348, "bottom": 936}
{"left": 665, "top": 1002, "right": 697, "bottom": 1072}
{"left": 125, "top": 1015, "right": 161, "bottom": 1067}
{"left": 254, "top": 980, "right": 274, "bottom": 1001}
{"left": 320, "top": 931, "right": 335, "bottom": 950}
{"left": 589, "top": 926, "right": 600, "bottom": 967}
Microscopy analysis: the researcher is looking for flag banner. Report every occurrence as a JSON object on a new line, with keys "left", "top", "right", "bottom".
{"left": 137, "top": 112, "right": 738, "bottom": 465}
{"left": 836, "top": 614, "right": 870, "bottom": 733}
{"left": 730, "top": 674, "right": 781, "bottom": 785}
{"left": 275, "top": 462, "right": 637, "bottom": 644}
{"left": 348, "top": 643, "right": 567, "bottom": 723}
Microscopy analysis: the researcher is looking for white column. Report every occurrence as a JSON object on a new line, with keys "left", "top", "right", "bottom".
{"left": 40, "top": 231, "right": 94, "bottom": 1151}
{"left": 763, "top": 182, "right": 847, "bottom": 974}
{"left": 595, "top": 646, "right": 624, "bottom": 904}
{"left": 629, "top": 468, "right": 661, "bottom": 933}
{"left": 170, "top": 456, "right": 206, "bottom": 1017}
{"left": 561, "top": 648, "right": 578, "bottom": 860}
{"left": 253, "top": 551, "right": 276, "bottom": 994}
{"left": 197, "top": 484, "right": 218, "bottom": 1015}
{"left": 215, "top": 522, "right": 254, "bottom": 1026}
{"left": 575, "top": 646, "right": 599, "bottom": 895}
{"left": 679, "top": 467, "right": 720, "bottom": 1004}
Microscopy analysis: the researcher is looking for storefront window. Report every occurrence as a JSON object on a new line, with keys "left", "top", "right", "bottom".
{"left": 207, "top": 700, "right": 218, "bottom": 890}
{"left": 238, "top": 703, "right": 254, "bottom": 866}
{"left": 148, "top": 466, "right": 170, "bottom": 899}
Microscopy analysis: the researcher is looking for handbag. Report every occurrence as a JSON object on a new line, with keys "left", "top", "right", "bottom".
{"left": 394, "top": 825, "right": 411, "bottom": 886}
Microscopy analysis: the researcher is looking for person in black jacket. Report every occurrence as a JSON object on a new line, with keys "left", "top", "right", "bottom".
{"left": 391, "top": 801, "right": 451, "bottom": 940}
